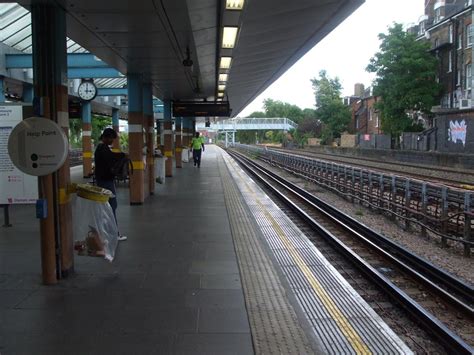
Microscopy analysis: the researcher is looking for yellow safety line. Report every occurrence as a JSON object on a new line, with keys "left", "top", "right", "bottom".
{"left": 164, "top": 151, "right": 173, "bottom": 157}
{"left": 231, "top": 158, "right": 371, "bottom": 355}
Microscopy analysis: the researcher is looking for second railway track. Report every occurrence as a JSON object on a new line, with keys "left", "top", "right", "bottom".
{"left": 227, "top": 148, "right": 474, "bottom": 354}
{"left": 266, "top": 146, "right": 474, "bottom": 189}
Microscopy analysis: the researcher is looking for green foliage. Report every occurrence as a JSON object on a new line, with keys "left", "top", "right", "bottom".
{"left": 367, "top": 23, "right": 442, "bottom": 137}
{"left": 69, "top": 119, "right": 82, "bottom": 149}
{"left": 311, "top": 70, "right": 351, "bottom": 143}
{"left": 119, "top": 133, "right": 129, "bottom": 151}
{"left": 247, "top": 111, "right": 266, "bottom": 118}
{"left": 92, "top": 115, "right": 112, "bottom": 145}
{"left": 263, "top": 99, "right": 304, "bottom": 123}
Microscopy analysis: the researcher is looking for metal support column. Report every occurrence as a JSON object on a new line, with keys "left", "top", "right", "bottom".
{"left": 142, "top": 84, "right": 154, "bottom": 195}
{"left": 23, "top": 83, "right": 34, "bottom": 103}
{"left": 32, "top": 3, "right": 73, "bottom": 283}
{"left": 82, "top": 101, "right": 92, "bottom": 178}
{"left": 0, "top": 76, "right": 4, "bottom": 103}
{"left": 127, "top": 74, "right": 145, "bottom": 205}
{"left": 175, "top": 117, "right": 182, "bottom": 168}
{"left": 163, "top": 100, "right": 173, "bottom": 177}
{"left": 111, "top": 108, "right": 120, "bottom": 151}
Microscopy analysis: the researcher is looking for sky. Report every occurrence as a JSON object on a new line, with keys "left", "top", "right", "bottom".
{"left": 239, "top": 0, "right": 424, "bottom": 116}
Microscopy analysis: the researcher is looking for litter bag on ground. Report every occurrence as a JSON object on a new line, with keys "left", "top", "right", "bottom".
{"left": 72, "top": 184, "right": 118, "bottom": 261}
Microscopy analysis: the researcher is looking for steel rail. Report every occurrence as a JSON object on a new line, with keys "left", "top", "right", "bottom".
{"left": 232, "top": 149, "right": 474, "bottom": 311}
{"left": 228, "top": 149, "right": 474, "bottom": 354}
{"left": 242, "top": 150, "right": 474, "bottom": 302}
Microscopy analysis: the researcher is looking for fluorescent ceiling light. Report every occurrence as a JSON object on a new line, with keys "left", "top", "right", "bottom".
{"left": 219, "top": 74, "right": 228, "bottom": 82}
{"left": 217, "top": 98, "right": 223, "bottom": 101}
{"left": 222, "top": 27, "right": 238, "bottom": 49}
{"left": 218, "top": 92, "right": 224, "bottom": 97}
{"left": 226, "top": 0, "right": 245, "bottom": 10}
{"left": 220, "top": 57, "right": 232, "bottom": 69}
{"left": 218, "top": 84, "right": 226, "bottom": 91}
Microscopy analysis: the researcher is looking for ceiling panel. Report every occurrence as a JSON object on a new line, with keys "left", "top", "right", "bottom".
{"left": 4, "top": 0, "right": 363, "bottom": 116}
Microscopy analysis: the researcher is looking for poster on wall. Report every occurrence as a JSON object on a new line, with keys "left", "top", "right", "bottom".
{"left": 0, "top": 105, "right": 38, "bottom": 204}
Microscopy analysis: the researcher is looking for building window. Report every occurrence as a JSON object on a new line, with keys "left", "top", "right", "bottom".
{"left": 467, "top": 24, "right": 473, "bottom": 47}
{"left": 467, "top": 0, "right": 472, "bottom": 7}
{"left": 356, "top": 117, "right": 359, "bottom": 129}
{"left": 419, "top": 22, "right": 425, "bottom": 35}
{"left": 467, "top": 64, "right": 472, "bottom": 90}
{"left": 375, "top": 114, "right": 379, "bottom": 128}
{"left": 459, "top": 33, "right": 463, "bottom": 49}
{"left": 369, "top": 109, "right": 373, "bottom": 121}
{"left": 449, "top": 24, "right": 453, "bottom": 43}
{"left": 435, "top": 38, "right": 439, "bottom": 48}
{"left": 435, "top": 8, "right": 441, "bottom": 23}
{"left": 448, "top": 51, "right": 452, "bottom": 72}
{"left": 457, "top": 69, "right": 461, "bottom": 86}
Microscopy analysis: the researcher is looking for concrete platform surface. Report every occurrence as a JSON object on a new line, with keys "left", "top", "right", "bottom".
{"left": 0, "top": 146, "right": 254, "bottom": 355}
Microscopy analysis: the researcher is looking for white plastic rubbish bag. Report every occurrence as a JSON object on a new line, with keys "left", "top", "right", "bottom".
{"left": 155, "top": 156, "right": 166, "bottom": 184}
{"left": 72, "top": 184, "right": 118, "bottom": 261}
{"left": 182, "top": 148, "right": 189, "bottom": 163}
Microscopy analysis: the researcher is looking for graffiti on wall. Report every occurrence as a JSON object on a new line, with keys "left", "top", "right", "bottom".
{"left": 448, "top": 120, "right": 467, "bottom": 146}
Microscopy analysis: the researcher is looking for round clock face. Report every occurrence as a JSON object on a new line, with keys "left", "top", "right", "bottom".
{"left": 78, "top": 81, "right": 97, "bottom": 101}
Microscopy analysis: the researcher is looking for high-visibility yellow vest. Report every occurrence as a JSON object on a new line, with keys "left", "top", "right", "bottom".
{"left": 191, "top": 137, "right": 203, "bottom": 150}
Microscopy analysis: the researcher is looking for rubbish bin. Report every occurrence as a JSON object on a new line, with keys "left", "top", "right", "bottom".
{"left": 72, "top": 184, "right": 118, "bottom": 261}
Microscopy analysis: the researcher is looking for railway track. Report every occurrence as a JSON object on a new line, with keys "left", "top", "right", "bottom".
{"left": 227, "top": 148, "right": 474, "bottom": 354}
{"left": 266, "top": 146, "right": 474, "bottom": 189}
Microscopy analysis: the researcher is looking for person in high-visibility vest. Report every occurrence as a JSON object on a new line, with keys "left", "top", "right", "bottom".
{"left": 190, "top": 132, "right": 205, "bottom": 168}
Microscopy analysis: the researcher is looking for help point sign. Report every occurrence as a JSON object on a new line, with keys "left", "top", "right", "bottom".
{"left": 8, "top": 116, "right": 68, "bottom": 176}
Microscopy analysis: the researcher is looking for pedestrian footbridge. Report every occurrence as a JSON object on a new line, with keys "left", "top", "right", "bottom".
{"left": 196, "top": 117, "right": 298, "bottom": 132}
{"left": 196, "top": 118, "right": 298, "bottom": 146}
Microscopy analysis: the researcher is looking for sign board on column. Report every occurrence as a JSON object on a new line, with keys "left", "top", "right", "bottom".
{"left": 0, "top": 106, "right": 38, "bottom": 204}
{"left": 8, "top": 116, "right": 68, "bottom": 176}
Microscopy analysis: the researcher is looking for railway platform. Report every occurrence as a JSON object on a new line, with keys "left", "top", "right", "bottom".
{"left": 1, "top": 145, "right": 411, "bottom": 354}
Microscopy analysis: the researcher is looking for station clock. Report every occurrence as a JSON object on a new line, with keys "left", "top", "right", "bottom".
{"left": 77, "top": 79, "right": 98, "bottom": 101}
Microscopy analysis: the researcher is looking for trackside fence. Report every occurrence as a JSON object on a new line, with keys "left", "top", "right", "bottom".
{"left": 233, "top": 144, "right": 474, "bottom": 256}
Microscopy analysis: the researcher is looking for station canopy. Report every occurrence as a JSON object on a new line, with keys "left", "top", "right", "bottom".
{"left": 1, "top": 0, "right": 363, "bottom": 116}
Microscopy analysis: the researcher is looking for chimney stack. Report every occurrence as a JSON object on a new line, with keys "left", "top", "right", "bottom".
{"left": 354, "top": 83, "right": 365, "bottom": 98}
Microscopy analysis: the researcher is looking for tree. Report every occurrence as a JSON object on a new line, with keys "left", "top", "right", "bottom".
{"left": 92, "top": 115, "right": 112, "bottom": 145}
{"left": 367, "top": 23, "right": 442, "bottom": 138}
{"left": 263, "top": 99, "right": 304, "bottom": 123}
{"left": 311, "top": 70, "right": 351, "bottom": 144}
{"left": 69, "top": 118, "right": 82, "bottom": 149}
{"left": 246, "top": 111, "right": 266, "bottom": 118}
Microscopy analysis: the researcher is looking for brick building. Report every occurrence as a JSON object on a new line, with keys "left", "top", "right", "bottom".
{"left": 411, "top": 0, "right": 473, "bottom": 110}
{"left": 346, "top": 84, "right": 382, "bottom": 135}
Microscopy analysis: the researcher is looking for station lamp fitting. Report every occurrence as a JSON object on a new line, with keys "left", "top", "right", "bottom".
{"left": 217, "top": 92, "right": 224, "bottom": 97}
{"left": 222, "top": 27, "right": 238, "bottom": 48}
{"left": 218, "top": 84, "right": 226, "bottom": 91}
{"left": 220, "top": 57, "right": 232, "bottom": 70}
{"left": 219, "top": 73, "right": 228, "bottom": 82}
{"left": 226, "top": 0, "right": 245, "bottom": 10}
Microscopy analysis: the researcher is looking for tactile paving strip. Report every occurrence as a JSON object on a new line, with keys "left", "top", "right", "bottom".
{"left": 218, "top": 153, "right": 318, "bottom": 354}
{"left": 221, "top": 150, "right": 413, "bottom": 355}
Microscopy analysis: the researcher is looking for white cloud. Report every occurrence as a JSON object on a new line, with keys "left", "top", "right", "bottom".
{"left": 239, "top": 0, "right": 424, "bottom": 116}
